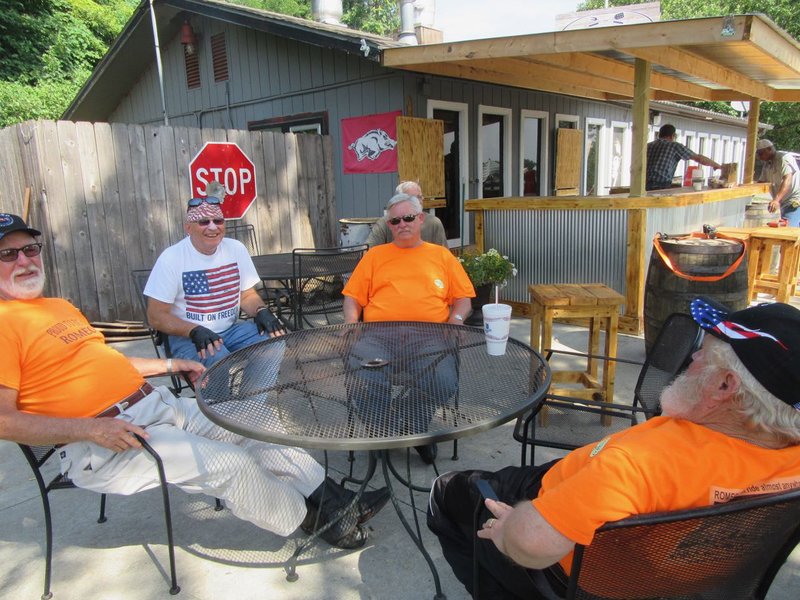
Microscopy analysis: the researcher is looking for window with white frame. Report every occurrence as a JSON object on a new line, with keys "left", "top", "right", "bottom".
{"left": 520, "top": 110, "right": 548, "bottom": 196}
{"left": 584, "top": 118, "right": 606, "bottom": 195}
{"left": 478, "top": 105, "right": 512, "bottom": 199}
{"left": 610, "top": 121, "right": 630, "bottom": 188}
{"left": 555, "top": 114, "right": 579, "bottom": 129}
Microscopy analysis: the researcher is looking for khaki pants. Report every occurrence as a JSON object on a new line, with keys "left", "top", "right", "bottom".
{"left": 60, "top": 386, "right": 324, "bottom": 536}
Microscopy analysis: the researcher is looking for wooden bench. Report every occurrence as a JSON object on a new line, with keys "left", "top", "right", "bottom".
{"left": 529, "top": 283, "right": 625, "bottom": 425}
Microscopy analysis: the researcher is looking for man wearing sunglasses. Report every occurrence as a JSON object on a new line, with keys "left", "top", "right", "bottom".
{"left": 144, "top": 196, "right": 285, "bottom": 367}
{"left": 0, "top": 213, "right": 389, "bottom": 549}
{"left": 366, "top": 181, "right": 448, "bottom": 248}
{"left": 343, "top": 193, "right": 475, "bottom": 464}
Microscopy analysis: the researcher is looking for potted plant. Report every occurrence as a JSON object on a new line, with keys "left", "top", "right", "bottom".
{"left": 458, "top": 248, "right": 517, "bottom": 325}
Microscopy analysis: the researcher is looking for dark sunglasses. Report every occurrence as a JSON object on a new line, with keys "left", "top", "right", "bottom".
{"left": 196, "top": 218, "right": 225, "bottom": 227}
{"left": 387, "top": 213, "right": 419, "bottom": 226}
{"left": 0, "top": 243, "right": 43, "bottom": 263}
{"left": 187, "top": 196, "right": 223, "bottom": 207}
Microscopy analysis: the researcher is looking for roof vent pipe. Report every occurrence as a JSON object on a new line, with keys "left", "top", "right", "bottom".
{"left": 398, "top": 0, "right": 418, "bottom": 45}
{"left": 312, "top": 0, "right": 343, "bottom": 25}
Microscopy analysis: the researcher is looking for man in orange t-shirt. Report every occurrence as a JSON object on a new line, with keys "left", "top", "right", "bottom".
{"left": 428, "top": 297, "right": 800, "bottom": 598}
{"left": 342, "top": 193, "right": 474, "bottom": 463}
{"left": 0, "top": 214, "right": 388, "bottom": 549}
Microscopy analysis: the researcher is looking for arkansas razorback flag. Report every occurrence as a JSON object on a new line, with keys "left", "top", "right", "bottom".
{"left": 341, "top": 110, "right": 401, "bottom": 174}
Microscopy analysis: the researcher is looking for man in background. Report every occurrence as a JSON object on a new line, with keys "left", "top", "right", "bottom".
{"left": 756, "top": 139, "right": 800, "bottom": 226}
{"left": 646, "top": 124, "right": 721, "bottom": 191}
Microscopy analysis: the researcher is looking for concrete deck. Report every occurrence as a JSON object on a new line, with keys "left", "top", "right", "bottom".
{"left": 1, "top": 316, "right": 798, "bottom": 600}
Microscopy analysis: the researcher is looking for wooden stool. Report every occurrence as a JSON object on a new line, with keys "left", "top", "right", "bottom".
{"left": 717, "top": 227, "right": 800, "bottom": 302}
{"left": 529, "top": 283, "right": 625, "bottom": 425}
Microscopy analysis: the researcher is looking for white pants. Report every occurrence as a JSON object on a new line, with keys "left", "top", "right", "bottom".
{"left": 60, "top": 386, "right": 324, "bottom": 536}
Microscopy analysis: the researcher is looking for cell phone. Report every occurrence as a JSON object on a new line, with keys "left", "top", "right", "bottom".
{"left": 476, "top": 479, "right": 499, "bottom": 501}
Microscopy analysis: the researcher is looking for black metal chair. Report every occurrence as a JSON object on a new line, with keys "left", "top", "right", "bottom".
{"left": 130, "top": 269, "right": 190, "bottom": 395}
{"left": 19, "top": 435, "right": 180, "bottom": 598}
{"left": 514, "top": 312, "right": 703, "bottom": 465}
{"left": 224, "top": 222, "right": 259, "bottom": 254}
{"left": 291, "top": 245, "right": 368, "bottom": 330}
{"left": 560, "top": 487, "right": 800, "bottom": 599}
{"left": 226, "top": 224, "right": 291, "bottom": 321}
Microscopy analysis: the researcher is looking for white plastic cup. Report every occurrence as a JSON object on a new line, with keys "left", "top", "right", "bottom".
{"left": 482, "top": 303, "right": 512, "bottom": 356}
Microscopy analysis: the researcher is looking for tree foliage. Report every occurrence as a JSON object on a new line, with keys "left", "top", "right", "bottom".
{"left": 577, "top": 0, "right": 800, "bottom": 149}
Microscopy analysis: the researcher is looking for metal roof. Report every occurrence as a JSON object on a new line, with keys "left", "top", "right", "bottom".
{"left": 382, "top": 14, "right": 800, "bottom": 103}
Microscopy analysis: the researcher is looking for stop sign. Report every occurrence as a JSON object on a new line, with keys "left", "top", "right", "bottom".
{"left": 189, "top": 142, "right": 257, "bottom": 219}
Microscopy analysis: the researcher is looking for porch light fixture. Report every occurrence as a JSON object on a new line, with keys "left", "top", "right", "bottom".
{"left": 180, "top": 19, "right": 198, "bottom": 56}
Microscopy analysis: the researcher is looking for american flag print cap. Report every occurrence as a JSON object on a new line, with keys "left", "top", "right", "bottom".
{"left": 690, "top": 297, "right": 800, "bottom": 410}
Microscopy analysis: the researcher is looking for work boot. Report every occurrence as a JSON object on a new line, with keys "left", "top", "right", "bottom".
{"left": 357, "top": 486, "right": 391, "bottom": 524}
{"left": 302, "top": 478, "right": 389, "bottom": 548}
{"left": 414, "top": 443, "right": 438, "bottom": 465}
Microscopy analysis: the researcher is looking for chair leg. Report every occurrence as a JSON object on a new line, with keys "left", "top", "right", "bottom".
{"left": 41, "top": 491, "right": 54, "bottom": 600}
{"left": 214, "top": 498, "right": 223, "bottom": 512}
{"left": 451, "top": 439, "right": 459, "bottom": 461}
{"left": 98, "top": 494, "right": 107, "bottom": 523}
{"left": 136, "top": 435, "right": 180, "bottom": 595}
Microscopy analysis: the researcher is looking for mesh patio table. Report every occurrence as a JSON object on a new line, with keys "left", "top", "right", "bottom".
{"left": 196, "top": 321, "right": 551, "bottom": 599}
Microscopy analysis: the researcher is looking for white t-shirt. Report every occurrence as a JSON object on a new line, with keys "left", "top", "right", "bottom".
{"left": 144, "top": 237, "right": 260, "bottom": 333}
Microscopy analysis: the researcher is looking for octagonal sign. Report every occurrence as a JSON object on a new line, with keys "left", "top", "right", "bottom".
{"left": 189, "top": 142, "right": 257, "bottom": 219}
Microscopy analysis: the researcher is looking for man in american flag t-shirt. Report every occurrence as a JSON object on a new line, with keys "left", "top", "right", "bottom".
{"left": 144, "top": 197, "right": 285, "bottom": 367}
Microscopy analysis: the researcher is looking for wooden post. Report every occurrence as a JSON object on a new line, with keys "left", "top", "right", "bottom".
{"left": 622, "top": 208, "right": 646, "bottom": 334}
{"left": 630, "top": 59, "right": 651, "bottom": 197}
{"left": 744, "top": 98, "right": 761, "bottom": 184}
{"left": 474, "top": 210, "right": 485, "bottom": 252}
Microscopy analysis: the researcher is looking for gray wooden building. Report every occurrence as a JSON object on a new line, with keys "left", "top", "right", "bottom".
{"left": 65, "top": 0, "right": 755, "bottom": 246}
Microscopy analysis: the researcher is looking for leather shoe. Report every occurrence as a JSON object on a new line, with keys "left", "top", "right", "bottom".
{"left": 414, "top": 443, "right": 438, "bottom": 464}
{"left": 301, "top": 501, "right": 368, "bottom": 549}
{"left": 358, "top": 486, "right": 390, "bottom": 524}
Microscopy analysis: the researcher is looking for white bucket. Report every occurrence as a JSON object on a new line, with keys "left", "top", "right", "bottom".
{"left": 339, "top": 217, "right": 379, "bottom": 247}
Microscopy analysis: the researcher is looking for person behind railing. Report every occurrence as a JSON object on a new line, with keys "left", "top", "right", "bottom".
{"left": 343, "top": 193, "right": 474, "bottom": 464}
{"left": 646, "top": 124, "right": 721, "bottom": 191}
{"left": 756, "top": 139, "right": 800, "bottom": 226}
{"left": 0, "top": 213, "right": 389, "bottom": 550}
{"left": 366, "top": 181, "right": 448, "bottom": 248}
{"left": 144, "top": 196, "right": 285, "bottom": 368}
{"left": 428, "top": 296, "right": 800, "bottom": 598}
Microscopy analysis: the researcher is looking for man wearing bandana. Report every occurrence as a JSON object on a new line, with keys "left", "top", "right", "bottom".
{"left": 428, "top": 297, "right": 800, "bottom": 599}
{"left": 144, "top": 196, "right": 283, "bottom": 367}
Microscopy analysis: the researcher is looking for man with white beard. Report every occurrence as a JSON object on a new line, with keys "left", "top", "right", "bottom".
{"left": 0, "top": 213, "right": 389, "bottom": 549}
{"left": 428, "top": 297, "right": 800, "bottom": 599}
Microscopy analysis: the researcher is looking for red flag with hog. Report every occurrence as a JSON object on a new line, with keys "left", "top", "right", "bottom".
{"left": 341, "top": 110, "right": 401, "bottom": 174}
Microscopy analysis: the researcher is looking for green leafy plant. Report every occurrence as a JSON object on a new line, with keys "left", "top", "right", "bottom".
{"left": 458, "top": 248, "right": 517, "bottom": 287}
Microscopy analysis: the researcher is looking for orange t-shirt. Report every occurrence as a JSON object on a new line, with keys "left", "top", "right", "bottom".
{"left": 0, "top": 298, "right": 145, "bottom": 417}
{"left": 342, "top": 242, "right": 474, "bottom": 322}
{"left": 533, "top": 416, "right": 800, "bottom": 575}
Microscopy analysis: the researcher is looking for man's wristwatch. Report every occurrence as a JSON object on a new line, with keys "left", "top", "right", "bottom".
{"left": 453, "top": 314, "right": 463, "bottom": 322}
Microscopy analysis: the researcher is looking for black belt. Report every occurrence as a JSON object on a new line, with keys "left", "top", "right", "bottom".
{"left": 95, "top": 383, "right": 155, "bottom": 418}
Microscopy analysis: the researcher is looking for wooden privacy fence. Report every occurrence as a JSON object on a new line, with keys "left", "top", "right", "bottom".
{"left": 0, "top": 120, "right": 336, "bottom": 322}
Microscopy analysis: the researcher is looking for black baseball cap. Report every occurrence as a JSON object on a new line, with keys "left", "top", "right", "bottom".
{"left": 690, "top": 297, "right": 800, "bottom": 410}
{"left": 0, "top": 213, "right": 41, "bottom": 240}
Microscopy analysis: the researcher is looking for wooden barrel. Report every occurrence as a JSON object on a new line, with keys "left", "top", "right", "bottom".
{"left": 743, "top": 202, "right": 771, "bottom": 228}
{"left": 644, "top": 237, "right": 749, "bottom": 353}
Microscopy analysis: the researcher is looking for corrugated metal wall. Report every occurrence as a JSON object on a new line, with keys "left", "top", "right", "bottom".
{"left": 482, "top": 209, "right": 629, "bottom": 304}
